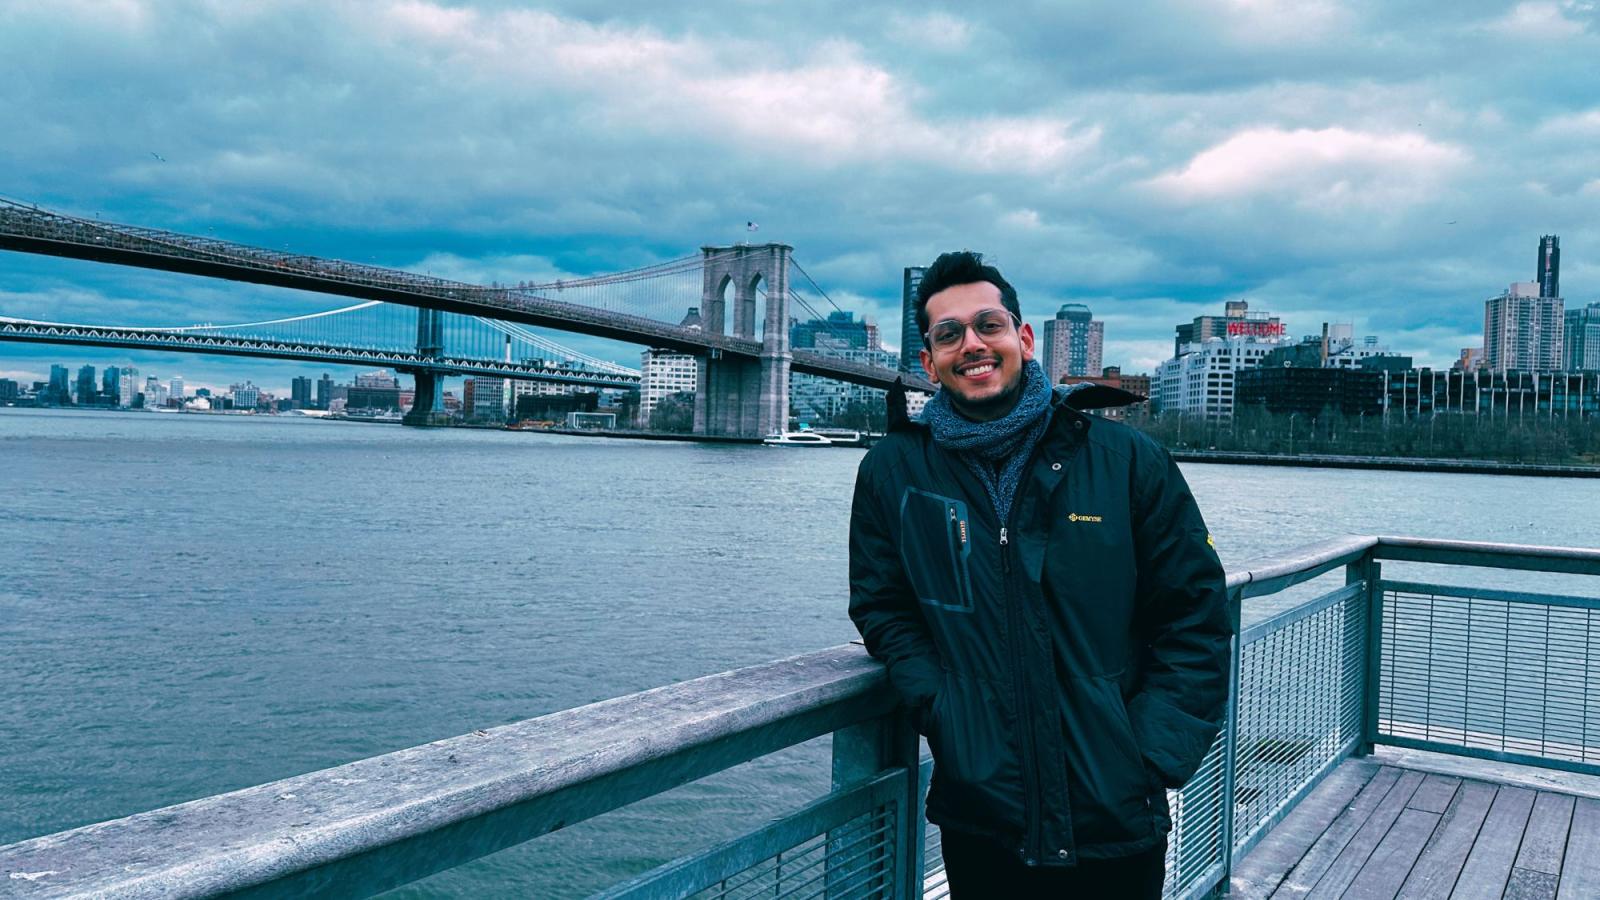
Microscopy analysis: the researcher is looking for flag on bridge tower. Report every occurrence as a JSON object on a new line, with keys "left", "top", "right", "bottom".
{"left": 746, "top": 221, "right": 759, "bottom": 232}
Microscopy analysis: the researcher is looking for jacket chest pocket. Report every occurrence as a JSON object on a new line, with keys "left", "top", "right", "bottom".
{"left": 898, "top": 488, "right": 975, "bottom": 613}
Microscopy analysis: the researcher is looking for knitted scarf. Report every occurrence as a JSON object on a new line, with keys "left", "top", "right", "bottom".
{"left": 920, "top": 359, "right": 1055, "bottom": 524}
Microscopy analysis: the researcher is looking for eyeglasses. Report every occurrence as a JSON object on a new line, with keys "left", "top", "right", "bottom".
{"left": 924, "top": 309, "right": 1021, "bottom": 351}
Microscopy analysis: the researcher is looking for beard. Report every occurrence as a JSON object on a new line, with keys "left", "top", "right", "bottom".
{"left": 945, "top": 358, "right": 1028, "bottom": 422}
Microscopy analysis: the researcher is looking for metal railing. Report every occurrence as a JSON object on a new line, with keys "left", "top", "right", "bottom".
{"left": 2, "top": 536, "right": 1596, "bottom": 898}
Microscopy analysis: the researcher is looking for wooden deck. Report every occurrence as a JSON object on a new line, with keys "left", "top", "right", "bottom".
{"left": 1231, "top": 757, "right": 1600, "bottom": 899}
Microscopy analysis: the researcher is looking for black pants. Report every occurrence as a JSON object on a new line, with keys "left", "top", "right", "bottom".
{"left": 940, "top": 829, "right": 1168, "bottom": 899}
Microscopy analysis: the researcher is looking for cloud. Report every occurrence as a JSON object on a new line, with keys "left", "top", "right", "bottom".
{"left": 1486, "top": 2, "right": 1590, "bottom": 39}
{"left": 1145, "top": 127, "right": 1469, "bottom": 207}
{"left": 886, "top": 12, "right": 974, "bottom": 52}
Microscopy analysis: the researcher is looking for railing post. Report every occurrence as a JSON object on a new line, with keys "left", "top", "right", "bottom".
{"left": 1217, "top": 585, "right": 1244, "bottom": 895}
{"left": 831, "top": 708, "right": 922, "bottom": 899}
{"left": 1348, "top": 554, "right": 1383, "bottom": 757}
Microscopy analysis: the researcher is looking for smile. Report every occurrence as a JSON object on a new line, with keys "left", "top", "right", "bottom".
{"left": 957, "top": 362, "right": 998, "bottom": 377}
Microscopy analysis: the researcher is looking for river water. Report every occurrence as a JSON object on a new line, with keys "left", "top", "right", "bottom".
{"left": 3, "top": 408, "right": 1598, "bottom": 896}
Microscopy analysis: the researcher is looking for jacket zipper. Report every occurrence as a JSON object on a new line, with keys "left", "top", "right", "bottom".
{"left": 999, "top": 524, "right": 1045, "bottom": 864}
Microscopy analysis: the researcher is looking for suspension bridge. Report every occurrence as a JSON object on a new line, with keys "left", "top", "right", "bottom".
{"left": 0, "top": 302, "right": 642, "bottom": 389}
{"left": 0, "top": 199, "right": 933, "bottom": 433}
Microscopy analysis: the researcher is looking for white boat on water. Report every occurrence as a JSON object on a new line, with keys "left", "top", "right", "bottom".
{"left": 763, "top": 431, "right": 833, "bottom": 446}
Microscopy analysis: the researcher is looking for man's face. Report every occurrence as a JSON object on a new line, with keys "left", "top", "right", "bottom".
{"left": 919, "top": 281, "right": 1035, "bottom": 422}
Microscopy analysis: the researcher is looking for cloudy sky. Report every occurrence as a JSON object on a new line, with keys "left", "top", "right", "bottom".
{"left": 2, "top": 0, "right": 1598, "bottom": 396}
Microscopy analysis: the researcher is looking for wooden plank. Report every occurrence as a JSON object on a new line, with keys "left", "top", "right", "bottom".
{"left": 1396, "top": 779, "right": 1496, "bottom": 899}
{"left": 1449, "top": 785, "right": 1537, "bottom": 900}
{"left": 1405, "top": 774, "right": 1460, "bottom": 814}
{"left": 1337, "top": 806, "right": 1440, "bottom": 900}
{"left": 1270, "top": 765, "right": 1406, "bottom": 898}
{"left": 1557, "top": 797, "right": 1600, "bottom": 900}
{"left": 1503, "top": 867, "right": 1559, "bottom": 900}
{"left": 1230, "top": 758, "right": 1380, "bottom": 898}
{"left": 1299, "top": 769, "right": 1426, "bottom": 898}
{"left": 1512, "top": 792, "right": 1574, "bottom": 876}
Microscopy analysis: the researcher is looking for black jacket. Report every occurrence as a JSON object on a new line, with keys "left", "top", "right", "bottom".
{"left": 848, "top": 388, "right": 1231, "bottom": 866}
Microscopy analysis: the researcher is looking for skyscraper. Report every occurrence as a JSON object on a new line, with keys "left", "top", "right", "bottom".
{"left": 1484, "top": 282, "right": 1563, "bottom": 372}
{"left": 291, "top": 376, "right": 313, "bottom": 409}
{"left": 900, "top": 266, "right": 926, "bottom": 373}
{"left": 316, "top": 374, "right": 334, "bottom": 410}
{"left": 102, "top": 366, "right": 121, "bottom": 407}
{"left": 48, "top": 365, "right": 71, "bottom": 405}
{"left": 169, "top": 376, "right": 184, "bottom": 402}
{"left": 1040, "top": 304, "right": 1104, "bottom": 382}
{"left": 1537, "top": 234, "right": 1560, "bottom": 299}
{"left": 1566, "top": 302, "right": 1600, "bottom": 372}
{"left": 76, "top": 365, "right": 97, "bottom": 406}
{"left": 118, "top": 367, "right": 138, "bottom": 407}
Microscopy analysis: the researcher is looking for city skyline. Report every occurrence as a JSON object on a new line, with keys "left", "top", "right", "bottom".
{"left": 2, "top": 2, "right": 1598, "bottom": 388}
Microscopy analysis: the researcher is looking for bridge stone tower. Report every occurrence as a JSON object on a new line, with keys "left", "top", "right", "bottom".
{"left": 401, "top": 307, "right": 453, "bottom": 427}
{"left": 694, "top": 243, "right": 793, "bottom": 438}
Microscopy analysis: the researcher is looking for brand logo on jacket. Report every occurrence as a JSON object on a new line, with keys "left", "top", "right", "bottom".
{"left": 1067, "top": 513, "right": 1103, "bottom": 523}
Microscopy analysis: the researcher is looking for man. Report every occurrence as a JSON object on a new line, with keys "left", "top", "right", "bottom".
{"left": 848, "top": 251, "right": 1231, "bottom": 898}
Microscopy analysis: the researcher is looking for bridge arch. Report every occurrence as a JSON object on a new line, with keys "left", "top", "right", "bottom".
{"left": 695, "top": 243, "right": 793, "bottom": 437}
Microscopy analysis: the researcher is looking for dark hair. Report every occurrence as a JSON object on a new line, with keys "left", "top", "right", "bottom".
{"left": 915, "top": 251, "right": 1020, "bottom": 346}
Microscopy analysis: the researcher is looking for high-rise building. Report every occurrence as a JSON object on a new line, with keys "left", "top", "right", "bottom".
{"left": 76, "top": 365, "right": 97, "bottom": 406}
{"left": 900, "top": 266, "right": 927, "bottom": 373}
{"left": 1040, "top": 304, "right": 1104, "bottom": 382}
{"left": 101, "top": 367, "right": 121, "bottom": 407}
{"left": 1484, "top": 282, "right": 1563, "bottom": 372}
{"left": 169, "top": 376, "right": 184, "bottom": 402}
{"left": 117, "top": 367, "right": 138, "bottom": 407}
{"left": 1537, "top": 234, "right": 1560, "bottom": 299}
{"left": 315, "top": 374, "right": 335, "bottom": 410}
{"left": 291, "top": 376, "right": 313, "bottom": 409}
{"left": 142, "top": 375, "right": 167, "bottom": 408}
{"left": 0, "top": 379, "right": 19, "bottom": 401}
{"left": 462, "top": 377, "right": 505, "bottom": 421}
{"left": 638, "top": 349, "right": 698, "bottom": 424}
{"left": 1566, "top": 302, "right": 1600, "bottom": 372}
{"left": 791, "top": 310, "right": 877, "bottom": 351}
{"left": 48, "top": 365, "right": 71, "bottom": 405}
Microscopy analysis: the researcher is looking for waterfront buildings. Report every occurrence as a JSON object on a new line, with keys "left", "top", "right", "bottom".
{"left": 0, "top": 378, "right": 18, "bottom": 401}
{"left": 900, "top": 266, "right": 926, "bottom": 373}
{"left": 76, "top": 365, "right": 97, "bottom": 406}
{"left": 291, "top": 376, "right": 313, "bottom": 410}
{"left": 47, "top": 365, "right": 70, "bottom": 405}
{"left": 789, "top": 312, "right": 896, "bottom": 425}
{"left": 229, "top": 382, "right": 260, "bottom": 411}
{"left": 117, "top": 367, "right": 138, "bottom": 407}
{"left": 1173, "top": 300, "right": 1283, "bottom": 357}
{"left": 791, "top": 310, "right": 876, "bottom": 351}
{"left": 1040, "top": 303, "right": 1103, "bottom": 383}
{"left": 638, "top": 348, "right": 698, "bottom": 424}
{"left": 1156, "top": 301, "right": 1290, "bottom": 418}
{"left": 463, "top": 378, "right": 506, "bottom": 421}
{"left": 1484, "top": 282, "right": 1564, "bottom": 372}
{"left": 316, "top": 374, "right": 335, "bottom": 410}
{"left": 354, "top": 370, "right": 399, "bottom": 390}
{"left": 1382, "top": 368, "right": 1600, "bottom": 419}
{"left": 1565, "top": 302, "right": 1600, "bottom": 372}
{"left": 169, "top": 376, "right": 184, "bottom": 403}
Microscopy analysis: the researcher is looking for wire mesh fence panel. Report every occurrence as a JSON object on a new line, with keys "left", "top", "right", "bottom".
{"left": 1230, "top": 583, "right": 1367, "bottom": 856}
{"left": 1379, "top": 582, "right": 1600, "bottom": 772}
